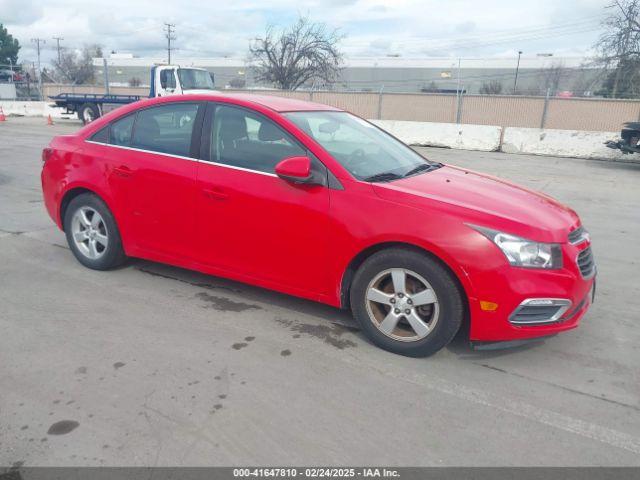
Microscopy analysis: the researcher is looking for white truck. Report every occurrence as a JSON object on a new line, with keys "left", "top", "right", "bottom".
{"left": 50, "top": 65, "right": 216, "bottom": 124}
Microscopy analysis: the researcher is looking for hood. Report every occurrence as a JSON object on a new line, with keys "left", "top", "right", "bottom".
{"left": 372, "top": 165, "right": 580, "bottom": 242}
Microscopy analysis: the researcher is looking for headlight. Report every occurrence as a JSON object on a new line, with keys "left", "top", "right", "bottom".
{"left": 471, "top": 225, "right": 562, "bottom": 269}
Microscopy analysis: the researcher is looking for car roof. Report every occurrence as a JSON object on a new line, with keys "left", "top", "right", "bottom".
{"left": 219, "top": 93, "right": 342, "bottom": 112}
{"left": 160, "top": 92, "right": 343, "bottom": 113}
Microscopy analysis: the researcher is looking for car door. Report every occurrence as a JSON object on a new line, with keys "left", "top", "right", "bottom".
{"left": 97, "top": 102, "right": 203, "bottom": 260}
{"left": 194, "top": 103, "right": 331, "bottom": 297}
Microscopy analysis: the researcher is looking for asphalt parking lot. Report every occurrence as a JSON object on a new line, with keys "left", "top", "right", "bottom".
{"left": 1, "top": 117, "right": 640, "bottom": 467}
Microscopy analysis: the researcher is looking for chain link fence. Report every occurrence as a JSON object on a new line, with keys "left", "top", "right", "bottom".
{"left": 36, "top": 83, "right": 640, "bottom": 132}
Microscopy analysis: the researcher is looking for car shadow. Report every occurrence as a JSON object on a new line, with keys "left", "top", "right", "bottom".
{"left": 129, "top": 257, "right": 357, "bottom": 329}
{"left": 128, "top": 258, "right": 551, "bottom": 359}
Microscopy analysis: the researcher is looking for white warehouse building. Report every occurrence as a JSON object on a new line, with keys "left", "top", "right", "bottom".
{"left": 93, "top": 53, "right": 602, "bottom": 95}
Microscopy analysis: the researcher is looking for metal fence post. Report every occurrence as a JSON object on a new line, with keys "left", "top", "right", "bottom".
{"left": 103, "top": 57, "right": 110, "bottom": 95}
{"left": 456, "top": 87, "right": 464, "bottom": 124}
{"left": 377, "top": 85, "right": 384, "bottom": 119}
{"left": 540, "top": 88, "right": 551, "bottom": 129}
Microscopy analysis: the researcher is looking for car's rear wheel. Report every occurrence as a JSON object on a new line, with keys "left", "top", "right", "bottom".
{"left": 350, "top": 248, "right": 464, "bottom": 357}
{"left": 63, "top": 193, "right": 126, "bottom": 270}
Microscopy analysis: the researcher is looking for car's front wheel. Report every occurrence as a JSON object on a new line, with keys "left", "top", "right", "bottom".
{"left": 350, "top": 248, "right": 464, "bottom": 357}
{"left": 63, "top": 193, "right": 127, "bottom": 270}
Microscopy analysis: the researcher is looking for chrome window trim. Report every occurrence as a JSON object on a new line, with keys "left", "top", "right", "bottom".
{"left": 84, "top": 140, "right": 277, "bottom": 177}
{"left": 202, "top": 161, "right": 277, "bottom": 178}
{"left": 85, "top": 140, "right": 198, "bottom": 163}
{"left": 508, "top": 298, "right": 572, "bottom": 325}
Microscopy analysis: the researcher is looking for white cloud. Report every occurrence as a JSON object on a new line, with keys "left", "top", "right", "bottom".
{"left": 0, "top": 0, "right": 43, "bottom": 25}
{"left": 3, "top": 0, "right": 609, "bottom": 65}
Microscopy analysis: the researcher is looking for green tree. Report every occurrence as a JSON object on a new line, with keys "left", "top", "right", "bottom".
{"left": 0, "top": 24, "right": 21, "bottom": 66}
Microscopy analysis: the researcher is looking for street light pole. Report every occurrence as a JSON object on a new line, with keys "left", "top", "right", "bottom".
{"left": 513, "top": 50, "right": 523, "bottom": 94}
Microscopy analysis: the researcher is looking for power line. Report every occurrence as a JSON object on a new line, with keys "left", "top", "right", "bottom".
{"left": 164, "top": 23, "right": 176, "bottom": 64}
{"left": 345, "top": 16, "right": 602, "bottom": 47}
{"left": 52, "top": 36, "right": 64, "bottom": 64}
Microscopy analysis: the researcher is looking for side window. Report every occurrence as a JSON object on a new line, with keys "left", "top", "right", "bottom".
{"left": 90, "top": 125, "right": 109, "bottom": 143}
{"left": 211, "top": 105, "right": 304, "bottom": 174}
{"left": 131, "top": 103, "right": 199, "bottom": 157}
{"left": 109, "top": 114, "right": 135, "bottom": 146}
{"left": 160, "top": 69, "right": 176, "bottom": 89}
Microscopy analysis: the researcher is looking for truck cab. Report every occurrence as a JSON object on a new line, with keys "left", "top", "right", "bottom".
{"left": 151, "top": 65, "right": 216, "bottom": 97}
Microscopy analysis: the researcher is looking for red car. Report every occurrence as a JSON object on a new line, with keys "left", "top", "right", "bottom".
{"left": 41, "top": 94, "right": 595, "bottom": 357}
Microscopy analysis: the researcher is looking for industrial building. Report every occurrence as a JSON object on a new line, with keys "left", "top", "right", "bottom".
{"left": 93, "top": 53, "right": 602, "bottom": 95}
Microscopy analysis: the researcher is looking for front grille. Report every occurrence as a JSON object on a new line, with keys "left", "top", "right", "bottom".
{"left": 577, "top": 247, "right": 596, "bottom": 279}
{"left": 509, "top": 299, "right": 571, "bottom": 325}
{"left": 568, "top": 226, "right": 588, "bottom": 244}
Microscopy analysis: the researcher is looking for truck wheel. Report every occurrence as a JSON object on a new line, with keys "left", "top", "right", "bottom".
{"left": 350, "top": 248, "right": 464, "bottom": 357}
{"left": 78, "top": 103, "right": 100, "bottom": 124}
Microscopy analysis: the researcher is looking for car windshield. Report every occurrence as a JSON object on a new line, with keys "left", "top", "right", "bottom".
{"left": 177, "top": 68, "right": 215, "bottom": 90}
{"left": 284, "top": 111, "right": 439, "bottom": 181}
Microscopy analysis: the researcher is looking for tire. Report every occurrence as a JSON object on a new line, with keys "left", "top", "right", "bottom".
{"left": 63, "top": 193, "right": 127, "bottom": 270}
{"left": 350, "top": 248, "right": 464, "bottom": 357}
{"left": 78, "top": 103, "right": 100, "bottom": 124}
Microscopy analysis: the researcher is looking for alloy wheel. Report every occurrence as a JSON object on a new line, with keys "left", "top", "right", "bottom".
{"left": 365, "top": 268, "right": 439, "bottom": 342}
{"left": 71, "top": 206, "right": 109, "bottom": 259}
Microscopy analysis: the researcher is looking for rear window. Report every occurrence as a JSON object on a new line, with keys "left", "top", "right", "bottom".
{"left": 110, "top": 114, "right": 135, "bottom": 146}
{"left": 90, "top": 126, "right": 109, "bottom": 143}
{"left": 131, "top": 103, "right": 199, "bottom": 157}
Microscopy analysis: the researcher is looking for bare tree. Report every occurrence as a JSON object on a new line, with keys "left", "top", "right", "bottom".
{"left": 595, "top": 0, "right": 640, "bottom": 97}
{"left": 53, "top": 44, "right": 103, "bottom": 85}
{"left": 541, "top": 61, "right": 567, "bottom": 95}
{"left": 479, "top": 79, "right": 503, "bottom": 95}
{"left": 420, "top": 81, "right": 439, "bottom": 93}
{"left": 228, "top": 77, "right": 246, "bottom": 89}
{"left": 248, "top": 17, "right": 344, "bottom": 90}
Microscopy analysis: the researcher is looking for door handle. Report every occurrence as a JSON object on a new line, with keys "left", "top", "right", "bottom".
{"left": 202, "top": 187, "right": 228, "bottom": 201}
{"left": 113, "top": 165, "right": 132, "bottom": 178}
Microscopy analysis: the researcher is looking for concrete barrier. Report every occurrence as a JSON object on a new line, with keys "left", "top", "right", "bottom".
{"left": 0, "top": 101, "right": 72, "bottom": 119}
{"left": 502, "top": 127, "right": 627, "bottom": 161}
{"left": 370, "top": 119, "right": 502, "bottom": 152}
{"left": 0, "top": 101, "right": 634, "bottom": 162}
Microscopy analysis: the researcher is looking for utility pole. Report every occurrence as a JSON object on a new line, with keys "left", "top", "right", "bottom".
{"left": 164, "top": 23, "right": 176, "bottom": 64}
{"left": 513, "top": 50, "right": 523, "bottom": 94}
{"left": 31, "top": 38, "right": 45, "bottom": 100}
{"left": 52, "top": 36, "right": 64, "bottom": 64}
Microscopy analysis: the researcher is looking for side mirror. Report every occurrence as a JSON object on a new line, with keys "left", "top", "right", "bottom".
{"left": 275, "top": 156, "right": 313, "bottom": 183}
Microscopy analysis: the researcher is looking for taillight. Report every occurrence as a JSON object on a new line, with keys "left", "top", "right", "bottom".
{"left": 42, "top": 148, "right": 53, "bottom": 163}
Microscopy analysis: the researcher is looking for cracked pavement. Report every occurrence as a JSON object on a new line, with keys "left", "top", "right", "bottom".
{"left": 1, "top": 117, "right": 640, "bottom": 466}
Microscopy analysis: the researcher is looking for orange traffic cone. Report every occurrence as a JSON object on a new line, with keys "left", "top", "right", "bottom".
{"left": 0, "top": 107, "right": 6, "bottom": 122}
{"left": 47, "top": 114, "right": 54, "bottom": 126}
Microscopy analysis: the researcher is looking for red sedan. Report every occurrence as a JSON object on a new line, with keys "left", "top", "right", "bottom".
{"left": 41, "top": 94, "right": 595, "bottom": 357}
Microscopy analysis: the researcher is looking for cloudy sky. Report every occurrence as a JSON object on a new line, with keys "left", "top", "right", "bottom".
{"left": 1, "top": 0, "right": 610, "bottom": 65}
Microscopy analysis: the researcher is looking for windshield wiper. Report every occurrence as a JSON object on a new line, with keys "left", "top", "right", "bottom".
{"left": 403, "top": 163, "right": 443, "bottom": 178}
{"left": 363, "top": 172, "right": 404, "bottom": 183}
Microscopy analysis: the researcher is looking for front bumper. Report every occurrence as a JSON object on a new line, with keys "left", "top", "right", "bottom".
{"left": 466, "top": 242, "right": 595, "bottom": 342}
